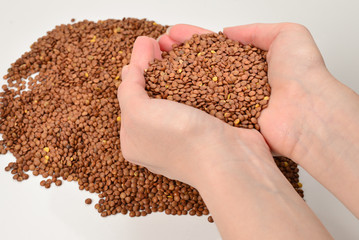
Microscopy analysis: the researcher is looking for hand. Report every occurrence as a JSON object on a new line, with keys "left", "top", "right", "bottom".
{"left": 119, "top": 26, "right": 333, "bottom": 239}
{"left": 118, "top": 36, "right": 272, "bottom": 187}
{"left": 223, "top": 23, "right": 339, "bottom": 160}
{"left": 223, "top": 23, "right": 359, "bottom": 219}
{"left": 160, "top": 23, "right": 359, "bottom": 218}
{"left": 160, "top": 23, "right": 331, "bottom": 161}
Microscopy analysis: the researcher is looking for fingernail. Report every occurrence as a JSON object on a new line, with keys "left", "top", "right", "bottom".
{"left": 156, "top": 26, "right": 172, "bottom": 42}
{"left": 165, "top": 26, "right": 172, "bottom": 35}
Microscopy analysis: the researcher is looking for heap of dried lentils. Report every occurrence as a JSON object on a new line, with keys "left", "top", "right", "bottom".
{"left": 146, "top": 33, "right": 269, "bottom": 129}
{"left": 0, "top": 18, "right": 303, "bottom": 222}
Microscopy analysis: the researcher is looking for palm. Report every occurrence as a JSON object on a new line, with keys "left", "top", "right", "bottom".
{"left": 258, "top": 81, "right": 309, "bottom": 157}
{"left": 257, "top": 25, "right": 326, "bottom": 157}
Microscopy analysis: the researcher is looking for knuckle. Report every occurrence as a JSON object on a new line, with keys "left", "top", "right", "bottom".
{"left": 281, "top": 22, "right": 310, "bottom": 34}
{"left": 117, "top": 81, "right": 128, "bottom": 99}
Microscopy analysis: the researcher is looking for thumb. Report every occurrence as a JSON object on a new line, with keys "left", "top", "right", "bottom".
{"left": 158, "top": 24, "right": 213, "bottom": 52}
{"left": 223, "top": 23, "right": 285, "bottom": 50}
{"left": 118, "top": 36, "right": 161, "bottom": 111}
{"left": 223, "top": 23, "right": 305, "bottom": 50}
{"left": 223, "top": 23, "right": 318, "bottom": 63}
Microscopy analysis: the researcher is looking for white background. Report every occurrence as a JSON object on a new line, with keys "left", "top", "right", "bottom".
{"left": 0, "top": 0, "right": 358, "bottom": 239}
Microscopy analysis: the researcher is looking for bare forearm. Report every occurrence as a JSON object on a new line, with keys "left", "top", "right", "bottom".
{"left": 292, "top": 73, "right": 359, "bottom": 218}
{"left": 194, "top": 149, "right": 332, "bottom": 240}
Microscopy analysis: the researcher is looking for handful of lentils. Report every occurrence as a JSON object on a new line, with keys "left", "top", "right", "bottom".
{"left": 0, "top": 18, "right": 303, "bottom": 222}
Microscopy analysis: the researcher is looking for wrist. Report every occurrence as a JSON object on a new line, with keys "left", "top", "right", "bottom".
{"left": 290, "top": 71, "right": 359, "bottom": 166}
{"left": 188, "top": 126, "right": 276, "bottom": 191}
{"left": 191, "top": 138, "right": 333, "bottom": 240}
{"left": 194, "top": 153, "right": 278, "bottom": 194}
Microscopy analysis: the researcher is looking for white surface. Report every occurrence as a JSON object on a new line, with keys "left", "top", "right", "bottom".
{"left": 0, "top": 0, "right": 358, "bottom": 239}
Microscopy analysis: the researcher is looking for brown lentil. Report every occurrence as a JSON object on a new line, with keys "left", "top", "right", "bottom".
{"left": 0, "top": 19, "right": 303, "bottom": 224}
{"left": 85, "top": 198, "right": 92, "bottom": 205}
{"left": 145, "top": 33, "right": 270, "bottom": 130}
{"left": 55, "top": 180, "right": 62, "bottom": 186}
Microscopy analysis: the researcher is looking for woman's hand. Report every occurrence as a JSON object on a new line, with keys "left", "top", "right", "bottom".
{"left": 118, "top": 25, "right": 334, "bottom": 239}
{"left": 118, "top": 36, "right": 272, "bottom": 187}
{"left": 160, "top": 23, "right": 335, "bottom": 161}
{"left": 160, "top": 23, "right": 359, "bottom": 218}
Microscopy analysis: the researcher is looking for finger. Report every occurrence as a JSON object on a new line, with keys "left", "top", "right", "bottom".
{"left": 118, "top": 65, "right": 149, "bottom": 110}
{"left": 158, "top": 34, "right": 180, "bottom": 52}
{"left": 159, "top": 24, "right": 213, "bottom": 52}
{"left": 126, "top": 36, "right": 162, "bottom": 87}
{"left": 168, "top": 24, "right": 213, "bottom": 42}
{"left": 151, "top": 38, "right": 163, "bottom": 60}
{"left": 130, "top": 36, "right": 162, "bottom": 70}
{"left": 118, "top": 36, "right": 160, "bottom": 110}
{"left": 223, "top": 23, "right": 287, "bottom": 50}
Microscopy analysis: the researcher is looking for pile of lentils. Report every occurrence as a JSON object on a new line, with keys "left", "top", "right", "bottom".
{"left": 0, "top": 18, "right": 303, "bottom": 222}
{"left": 146, "top": 33, "right": 268, "bottom": 129}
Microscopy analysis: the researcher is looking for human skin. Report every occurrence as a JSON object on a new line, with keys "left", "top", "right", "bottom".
{"left": 160, "top": 23, "right": 359, "bottom": 219}
{"left": 117, "top": 23, "right": 336, "bottom": 239}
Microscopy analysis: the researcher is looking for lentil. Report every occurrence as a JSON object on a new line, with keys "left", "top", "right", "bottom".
{"left": 145, "top": 33, "right": 270, "bottom": 130}
{"left": 0, "top": 19, "right": 303, "bottom": 223}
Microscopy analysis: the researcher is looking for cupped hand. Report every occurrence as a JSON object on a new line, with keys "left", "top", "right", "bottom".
{"left": 224, "top": 23, "right": 335, "bottom": 160}
{"left": 118, "top": 36, "right": 272, "bottom": 186}
{"left": 160, "top": 23, "right": 334, "bottom": 161}
{"left": 148, "top": 23, "right": 359, "bottom": 230}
